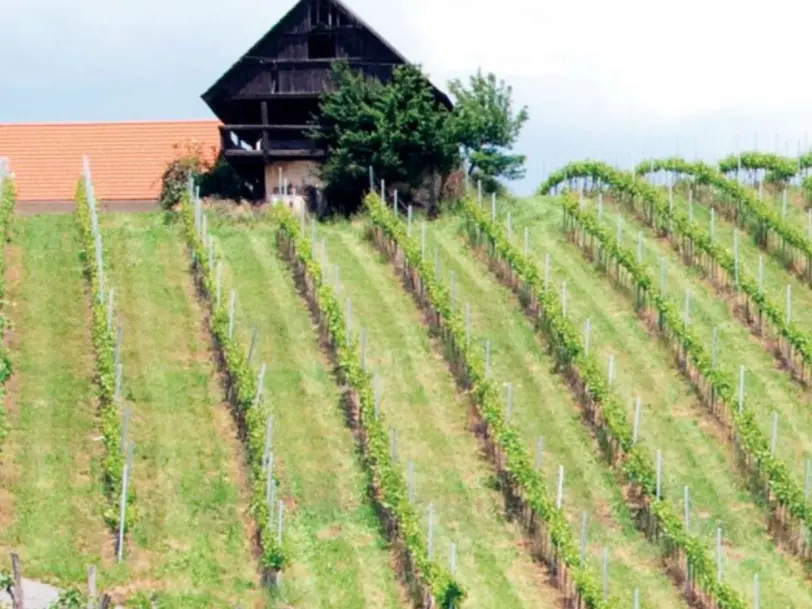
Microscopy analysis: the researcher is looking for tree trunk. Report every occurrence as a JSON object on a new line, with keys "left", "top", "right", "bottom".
{"left": 429, "top": 173, "right": 441, "bottom": 218}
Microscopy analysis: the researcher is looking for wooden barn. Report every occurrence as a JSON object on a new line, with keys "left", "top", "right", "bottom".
{"left": 201, "top": 0, "right": 452, "bottom": 207}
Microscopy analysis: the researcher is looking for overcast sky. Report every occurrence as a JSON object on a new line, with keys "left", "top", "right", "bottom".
{"left": 3, "top": 0, "right": 812, "bottom": 194}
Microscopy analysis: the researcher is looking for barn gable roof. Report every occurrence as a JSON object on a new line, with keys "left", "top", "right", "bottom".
{"left": 201, "top": 0, "right": 451, "bottom": 108}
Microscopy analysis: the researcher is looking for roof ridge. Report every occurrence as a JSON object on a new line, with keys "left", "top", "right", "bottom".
{"left": 0, "top": 119, "right": 221, "bottom": 127}
{"left": 201, "top": 0, "right": 451, "bottom": 109}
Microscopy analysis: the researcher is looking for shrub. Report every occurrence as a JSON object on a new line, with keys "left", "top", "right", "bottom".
{"left": 159, "top": 143, "right": 255, "bottom": 211}
{"left": 158, "top": 142, "right": 210, "bottom": 211}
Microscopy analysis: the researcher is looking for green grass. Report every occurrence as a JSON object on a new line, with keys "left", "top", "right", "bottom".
{"left": 501, "top": 196, "right": 812, "bottom": 609}
{"left": 210, "top": 221, "right": 406, "bottom": 609}
{"left": 588, "top": 194, "right": 812, "bottom": 482}
{"left": 671, "top": 188, "right": 812, "bottom": 340}
{"left": 7, "top": 199, "right": 812, "bottom": 608}
{"left": 420, "top": 218, "right": 687, "bottom": 609}
{"left": 698, "top": 181, "right": 810, "bottom": 269}
{"left": 0, "top": 215, "right": 110, "bottom": 584}
{"left": 747, "top": 184, "right": 807, "bottom": 226}
{"left": 315, "top": 219, "right": 589, "bottom": 609}
{"left": 99, "top": 214, "right": 260, "bottom": 608}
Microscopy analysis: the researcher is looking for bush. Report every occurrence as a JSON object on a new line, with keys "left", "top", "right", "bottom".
{"left": 158, "top": 142, "right": 254, "bottom": 211}
{"left": 158, "top": 142, "right": 210, "bottom": 211}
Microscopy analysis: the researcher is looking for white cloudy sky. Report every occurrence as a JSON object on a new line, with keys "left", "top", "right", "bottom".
{"left": 3, "top": 0, "right": 812, "bottom": 193}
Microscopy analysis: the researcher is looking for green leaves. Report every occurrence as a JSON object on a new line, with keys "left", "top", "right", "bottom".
{"left": 178, "top": 194, "right": 289, "bottom": 573}
{"left": 276, "top": 203, "right": 463, "bottom": 607}
{"left": 0, "top": 569, "right": 11, "bottom": 592}
{"left": 636, "top": 157, "right": 812, "bottom": 276}
{"left": 0, "top": 177, "right": 15, "bottom": 451}
{"left": 540, "top": 161, "right": 812, "bottom": 574}
{"left": 717, "top": 152, "right": 797, "bottom": 185}
{"left": 632, "top": 157, "right": 812, "bottom": 372}
{"left": 312, "top": 61, "right": 458, "bottom": 214}
{"left": 448, "top": 69, "right": 529, "bottom": 186}
{"left": 460, "top": 187, "right": 750, "bottom": 609}
{"left": 366, "top": 193, "right": 611, "bottom": 609}
{"left": 313, "top": 64, "right": 528, "bottom": 212}
{"left": 74, "top": 180, "right": 135, "bottom": 533}
{"left": 384, "top": 65, "right": 459, "bottom": 190}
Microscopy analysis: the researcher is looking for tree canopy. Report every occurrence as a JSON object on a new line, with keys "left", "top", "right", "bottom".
{"left": 309, "top": 61, "right": 458, "bottom": 215}
{"left": 448, "top": 69, "right": 529, "bottom": 193}
{"left": 310, "top": 62, "right": 528, "bottom": 214}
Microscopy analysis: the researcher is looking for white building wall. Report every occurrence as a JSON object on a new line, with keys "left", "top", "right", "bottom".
{"left": 264, "top": 160, "right": 322, "bottom": 196}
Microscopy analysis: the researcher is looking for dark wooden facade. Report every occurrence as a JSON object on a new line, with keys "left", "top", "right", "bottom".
{"left": 202, "top": 0, "right": 451, "bottom": 200}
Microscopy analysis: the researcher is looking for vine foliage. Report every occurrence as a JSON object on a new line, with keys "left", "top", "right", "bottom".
{"left": 178, "top": 190, "right": 288, "bottom": 573}
{"left": 539, "top": 162, "right": 812, "bottom": 562}
{"left": 717, "top": 152, "right": 797, "bottom": 185}
{"left": 366, "top": 193, "right": 617, "bottom": 609}
{"left": 74, "top": 180, "right": 135, "bottom": 533}
{"left": 633, "top": 158, "right": 812, "bottom": 380}
{"left": 459, "top": 192, "right": 753, "bottom": 609}
{"left": 0, "top": 176, "right": 14, "bottom": 450}
{"left": 277, "top": 202, "right": 465, "bottom": 608}
{"left": 636, "top": 157, "right": 812, "bottom": 284}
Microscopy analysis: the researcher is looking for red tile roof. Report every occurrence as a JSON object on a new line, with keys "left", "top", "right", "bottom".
{"left": 0, "top": 120, "right": 221, "bottom": 201}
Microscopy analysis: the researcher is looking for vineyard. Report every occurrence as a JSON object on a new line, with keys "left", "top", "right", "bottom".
{"left": 1, "top": 150, "right": 812, "bottom": 609}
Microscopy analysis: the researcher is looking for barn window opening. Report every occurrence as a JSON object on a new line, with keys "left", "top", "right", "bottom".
{"left": 308, "top": 32, "right": 335, "bottom": 58}
{"left": 310, "top": 0, "right": 331, "bottom": 26}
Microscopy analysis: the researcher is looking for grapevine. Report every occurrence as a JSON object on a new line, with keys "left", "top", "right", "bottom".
{"left": 636, "top": 157, "right": 812, "bottom": 285}
{"left": 539, "top": 164, "right": 812, "bottom": 561}
{"left": 74, "top": 180, "right": 136, "bottom": 533}
{"left": 277, "top": 203, "right": 464, "bottom": 608}
{"left": 178, "top": 190, "right": 289, "bottom": 573}
{"left": 0, "top": 175, "right": 15, "bottom": 450}
{"left": 366, "top": 193, "right": 616, "bottom": 609}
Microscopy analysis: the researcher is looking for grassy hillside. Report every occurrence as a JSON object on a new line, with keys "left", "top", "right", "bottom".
{"left": 99, "top": 214, "right": 260, "bottom": 608}
{"left": 210, "top": 221, "right": 407, "bottom": 609}
{"left": 586, "top": 198, "right": 812, "bottom": 492}
{"left": 315, "top": 221, "right": 562, "bottom": 609}
{"left": 5, "top": 191, "right": 812, "bottom": 609}
{"left": 0, "top": 216, "right": 110, "bottom": 583}
{"left": 500, "top": 195, "right": 812, "bottom": 609}
{"left": 420, "top": 218, "right": 687, "bottom": 609}
{"left": 672, "top": 190, "right": 812, "bottom": 339}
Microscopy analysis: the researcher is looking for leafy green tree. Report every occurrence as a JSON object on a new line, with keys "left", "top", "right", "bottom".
{"left": 308, "top": 61, "right": 386, "bottom": 214}
{"left": 448, "top": 69, "right": 529, "bottom": 193}
{"left": 377, "top": 64, "right": 459, "bottom": 213}
{"left": 309, "top": 61, "right": 458, "bottom": 215}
